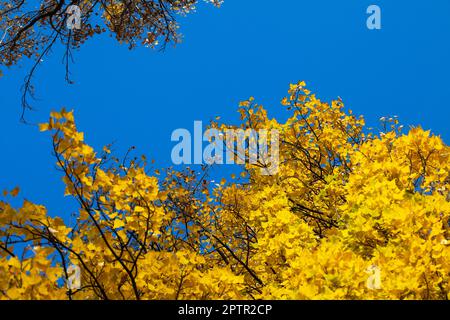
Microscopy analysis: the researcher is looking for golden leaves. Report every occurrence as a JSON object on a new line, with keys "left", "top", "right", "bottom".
{"left": 113, "top": 219, "right": 125, "bottom": 229}
{"left": 2, "top": 83, "right": 450, "bottom": 300}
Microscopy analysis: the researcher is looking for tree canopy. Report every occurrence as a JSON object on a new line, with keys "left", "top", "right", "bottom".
{"left": 0, "top": 0, "right": 222, "bottom": 118}
{"left": 1, "top": 82, "right": 449, "bottom": 300}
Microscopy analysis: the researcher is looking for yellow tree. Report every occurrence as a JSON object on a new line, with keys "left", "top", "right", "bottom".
{"left": 1, "top": 82, "right": 449, "bottom": 300}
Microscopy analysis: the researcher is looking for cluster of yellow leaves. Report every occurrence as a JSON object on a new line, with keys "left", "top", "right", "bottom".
{"left": 212, "top": 81, "right": 450, "bottom": 299}
{"left": 1, "top": 82, "right": 449, "bottom": 300}
{"left": 0, "top": 201, "right": 67, "bottom": 299}
{"left": 100, "top": 0, "right": 221, "bottom": 47}
{"left": 1, "top": 108, "right": 244, "bottom": 300}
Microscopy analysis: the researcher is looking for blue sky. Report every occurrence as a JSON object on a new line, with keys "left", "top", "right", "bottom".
{"left": 1, "top": 0, "right": 449, "bottom": 217}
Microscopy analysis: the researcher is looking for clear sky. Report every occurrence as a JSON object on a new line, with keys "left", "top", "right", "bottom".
{"left": 1, "top": 0, "right": 449, "bottom": 217}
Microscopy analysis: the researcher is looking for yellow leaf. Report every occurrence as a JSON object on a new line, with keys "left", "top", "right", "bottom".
{"left": 113, "top": 219, "right": 125, "bottom": 229}
{"left": 134, "top": 206, "right": 145, "bottom": 213}
{"left": 39, "top": 123, "right": 50, "bottom": 132}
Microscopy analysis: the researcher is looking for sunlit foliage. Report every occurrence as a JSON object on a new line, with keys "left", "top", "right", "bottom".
{"left": 1, "top": 82, "right": 449, "bottom": 299}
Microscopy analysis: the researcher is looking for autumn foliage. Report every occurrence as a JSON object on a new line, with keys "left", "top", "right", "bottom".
{"left": 0, "top": 0, "right": 222, "bottom": 116}
{"left": 1, "top": 82, "right": 449, "bottom": 300}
